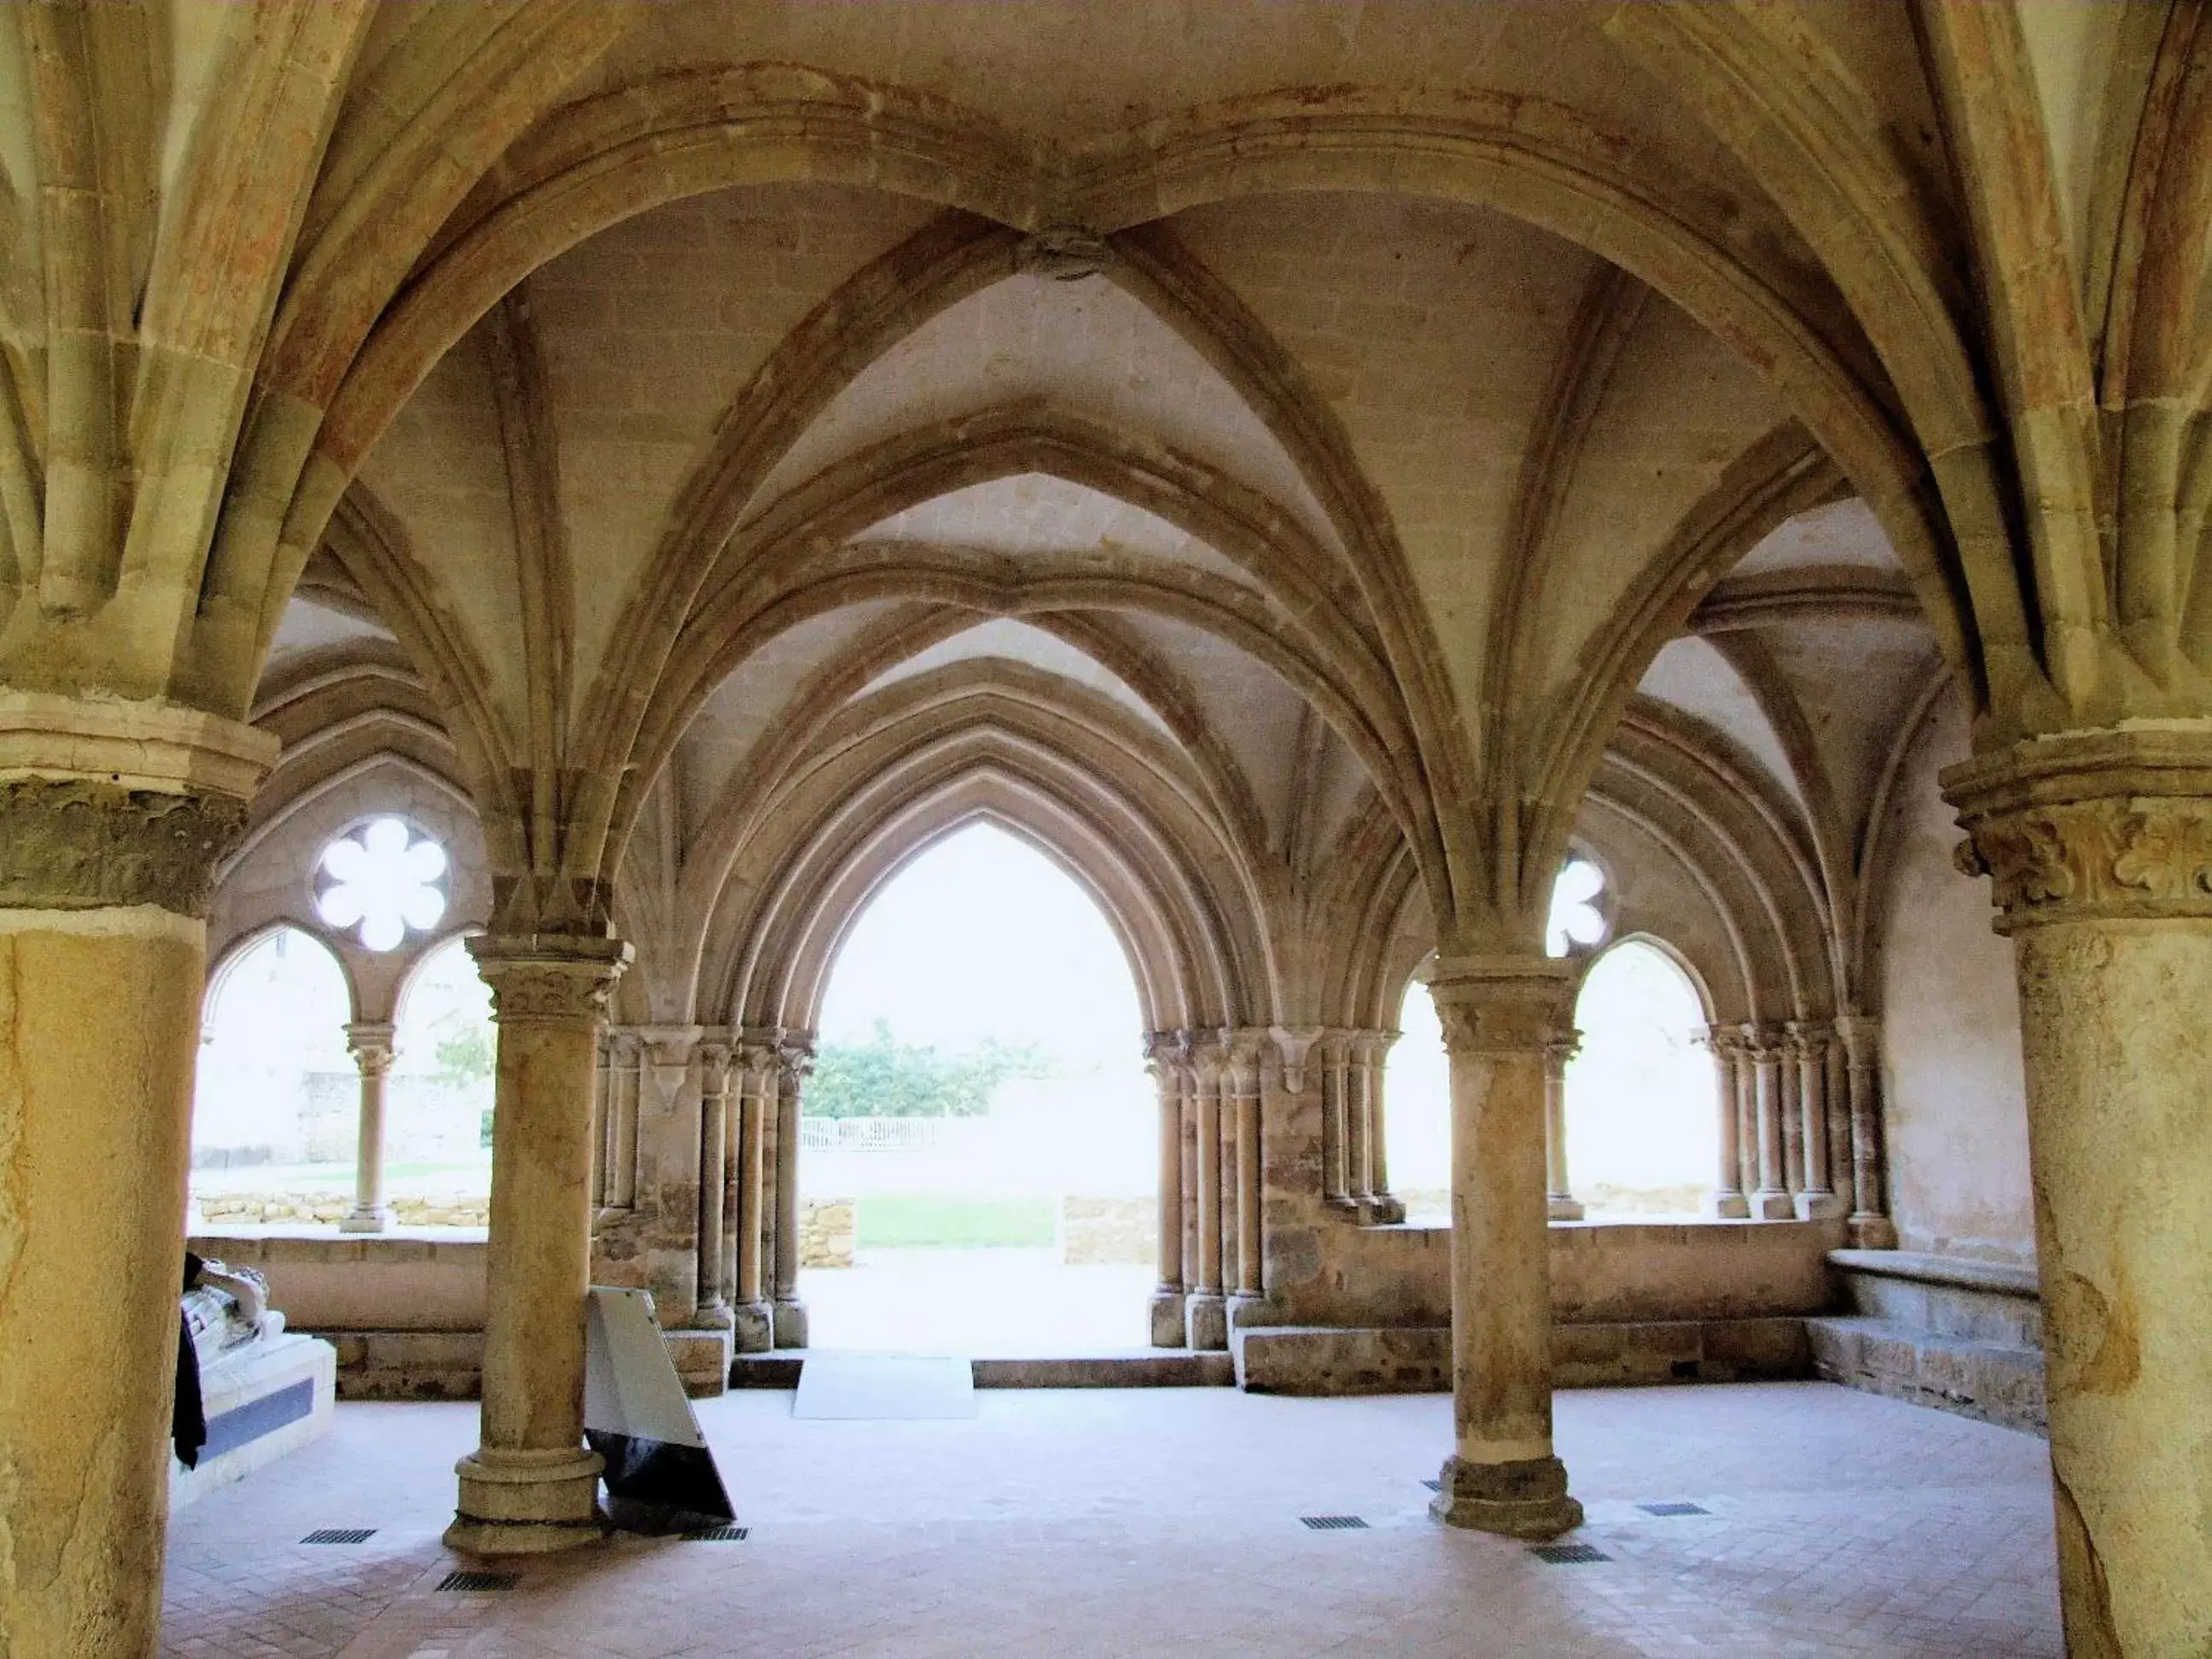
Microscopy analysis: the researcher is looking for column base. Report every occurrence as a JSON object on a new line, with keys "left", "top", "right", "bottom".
{"left": 1751, "top": 1189, "right": 1795, "bottom": 1220}
{"left": 732, "top": 1299, "right": 776, "bottom": 1353}
{"left": 1429, "top": 1455, "right": 1583, "bottom": 1539}
{"left": 1185, "top": 1291, "right": 1228, "bottom": 1351}
{"left": 1360, "top": 1194, "right": 1407, "bottom": 1224}
{"left": 1150, "top": 1289, "right": 1186, "bottom": 1348}
{"left": 338, "top": 1207, "right": 390, "bottom": 1235}
{"left": 1793, "top": 1190, "right": 1847, "bottom": 1221}
{"left": 771, "top": 1297, "right": 808, "bottom": 1348}
{"left": 1545, "top": 1196, "right": 1585, "bottom": 1222}
{"left": 692, "top": 1297, "right": 734, "bottom": 1331}
{"left": 445, "top": 1447, "right": 608, "bottom": 1557}
{"left": 1705, "top": 1190, "right": 1751, "bottom": 1220}
{"left": 1848, "top": 1213, "right": 1898, "bottom": 1249}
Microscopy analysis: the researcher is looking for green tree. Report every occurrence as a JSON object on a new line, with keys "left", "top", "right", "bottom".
{"left": 428, "top": 1010, "right": 496, "bottom": 1147}
{"left": 804, "top": 1020, "right": 1052, "bottom": 1118}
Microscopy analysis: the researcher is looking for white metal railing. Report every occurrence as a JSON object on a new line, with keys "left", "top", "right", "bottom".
{"left": 800, "top": 1117, "right": 961, "bottom": 1152}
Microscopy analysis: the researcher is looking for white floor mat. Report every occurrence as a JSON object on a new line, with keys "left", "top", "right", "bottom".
{"left": 790, "top": 1354, "right": 979, "bottom": 1419}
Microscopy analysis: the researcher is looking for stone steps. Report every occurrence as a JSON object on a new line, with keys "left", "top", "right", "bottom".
{"left": 1805, "top": 1315, "right": 2045, "bottom": 1435}
{"left": 730, "top": 1351, "right": 1236, "bottom": 1389}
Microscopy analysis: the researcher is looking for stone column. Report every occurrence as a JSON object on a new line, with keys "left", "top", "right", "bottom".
{"left": 637, "top": 1027, "right": 703, "bottom": 1331}
{"left": 1144, "top": 1031, "right": 1187, "bottom": 1348}
{"left": 1427, "top": 956, "right": 1582, "bottom": 1539}
{"left": 1343, "top": 1028, "right": 1372, "bottom": 1212}
{"left": 1789, "top": 1022, "right": 1843, "bottom": 1220}
{"left": 1228, "top": 1031, "right": 1265, "bottom": 1313}
{"left": 1822, "top": 1031, "right": 1854, "bottom": 1225}
{"left": 445, "top": 933, "right": 630, "bottom": 1557}
{"left": 1947, "top": 728, "right": 2212, "bottom": 1657}
{"left": 0, "top": 696, "right": 275, "bottom": 1655}
{"left": 1831, "top": 1013, "right": 1896, "bottom": 1249}
{"left": 1778, "top": 1033, "right": 1806, "bottom": 1196}
{"left": 695, "top": 1041, "right": 732, "bottom": 1330}
{"left": 1732, "top": 1035, "right": 1758, "bottom": 1199}
{"left": 1353, "top": 1030, "right": 1406, "bottom": 1222}
{"left": 1186, "top": 1036, "right": 1228, "bottom": 1350}
{"left": 771, "top": 1035, "right": 813, "bottom": 1348}
{"left": 1320, "top": 1029, "right": 1353, "bottom": 1209}
{"left": 1748, "top": 1029, "right": 1793, "bottom": 1219}
{"left": 589, "top": 1033, "right": 611, "bottom": 1208}
{"left": 341, "top": 1020, "right": 398, "bottom": 1233}
{"left": 604, "top": 1031, "right": 640, "bottom": 1209}
{"left": 731, "top": 1042, "right": 776, "bottom": 1352}
{"left": 1703, "top": 1026, "right": 1750, "bottom": 1217}
{"left": 1542, "top": 1030, "right": 1584, "bottom": 1221}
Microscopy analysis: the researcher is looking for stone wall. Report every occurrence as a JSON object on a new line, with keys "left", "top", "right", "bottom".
{"left": 195, "top": 1195, "right": 490, "bottom": 1227}
{"left": 800, "top": 1198, "right": 855, "bottom": 1267}
{"left": 1061, "top": 1195, "right": 1155, "bottom": 1265}
{"left": 1877, "top": 687, "right": 2035, "bottom": 1266}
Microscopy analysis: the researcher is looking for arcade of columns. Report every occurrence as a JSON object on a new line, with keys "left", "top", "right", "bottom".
{"left": 1, "top": 7, "right": 2209, "bottom": 1657}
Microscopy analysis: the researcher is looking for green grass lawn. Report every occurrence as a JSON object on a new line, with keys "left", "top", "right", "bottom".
{"left": 857, "top": 1195, "right": 1057, "bottom": 1249}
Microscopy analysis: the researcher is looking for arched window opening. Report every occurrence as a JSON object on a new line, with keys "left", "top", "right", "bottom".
{"left": 1383, "top": 980, "right": 1450, "bottom": 1224}
{"left": 190, "top": 928, "right": 354, "bottom": 1225}
{"left": 800, "top": 822, "right": 1152, "bottom": 1353}
{"left": 389, "top": 936, "right": 497, "bottom": 1224}
{"left": 1563, "top": 939, "right": 1718, "bottom": 1218}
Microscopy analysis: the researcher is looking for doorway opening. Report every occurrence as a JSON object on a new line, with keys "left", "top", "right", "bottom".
{"left": 797, "top": 822, "right": 1155, "bottom": 1353}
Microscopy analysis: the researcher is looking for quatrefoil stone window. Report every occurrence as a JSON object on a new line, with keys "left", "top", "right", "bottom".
{"left": 317, "top": 818, "right": 449, "bottom": 952}
{"left": 1546, "top": 859, "right": 1608, "bottom": 958}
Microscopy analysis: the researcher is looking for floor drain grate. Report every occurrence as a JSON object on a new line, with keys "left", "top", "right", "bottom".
{"left": 1531, "top": 1543, "right": 1610, "bottom": 1564}
{"left": 1300, "top": 1516, "right": 1368, "bottom": 1531}
{"left": 300, "top": 1528, "right": 376, "bottom": 1545}
{"left": 1638, "top": 1502, "right": 1709, "bottom": 1517}
{"left": 436, "top": 1571, "right": 518, "bottom": 1593}
{"left": 684, "top": 1525, "right": 749, "bottom": 1541}
{"left": 1421, "top": 1480, "right": 1441, "bottom": 1493}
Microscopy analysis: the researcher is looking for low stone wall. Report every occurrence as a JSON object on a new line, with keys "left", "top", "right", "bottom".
{"left": 1061, "top": 1196, "right": 1155, "bottom": 1265}
{"left": 195, "top": 1195, "right": 490, "bottom": 1228}
{"left": 1234, "top": 1317, "right": 1810, "bottom": 1395}
{"left": 191, "top": 1229, "right": 487, "bottom": 1331}
{"left": 800, "top": 1198, "right": 856, "bottom": 1267}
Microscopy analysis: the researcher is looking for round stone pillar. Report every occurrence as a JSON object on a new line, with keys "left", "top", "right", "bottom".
{"left": 445, "top": 932, "right": 631, "bottom": 1557}
{"left": 731, "top": 1041, "right": 777, "bottom": 1353}
{"left": 1427, "top": 955, "right": 1582, "bottom": 1539}
{"left": 1144, "top": 1031, "right": 1188, "bottom": 1348}
{"left": 1542, "top": 1030, "right": 1584, "bottom": 1222}
{"left": 1704, "top": 1026, "right": 1751, "bottom": 1218}
{"left": 1948, "top": 727, "right": 2212, "bottom": 1657}
{"left": 340, "top": 1021, "right": 397, "bottom": 1233}
{"left": 0, "top": 693, "right": 276, "bottom": 1655}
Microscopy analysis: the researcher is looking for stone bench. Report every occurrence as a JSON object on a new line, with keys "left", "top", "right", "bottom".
{"left": 1806, "top": 1249, "right": 2045, "bottom": 1434}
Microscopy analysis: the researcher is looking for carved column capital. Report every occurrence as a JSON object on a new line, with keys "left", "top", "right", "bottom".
{"left": 1428, "top": 956, "right": 1575, "bottom": 1056}
{"left": 1268, "top": 1026, "right": 1324, "bottom": 1093}
{"left": 697, "top": 1039, "right": 733, "bottom": 1098}
{"left": 468, "top": 934, "right": 632, "bottom": 1026}
{"left": 775, "top": 1032, "right": 817, "bottom": 1090}
{"left": 1945, "top": 726, "right": 2212, "bottom": 932}
{"left": 1143, "top": 1028, "right": 1190, "bottom": 1078}
{"left": 344, "top": 1020, "right": 398, "bottom": 1077}
{"left": 1741, "top": 1022, "right": 1784, "bottom": 1062}
{"left": 1223, "top": 1027, "right": 1267, "bottom": 1095}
